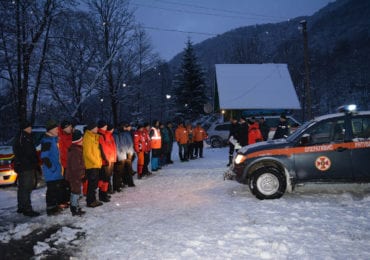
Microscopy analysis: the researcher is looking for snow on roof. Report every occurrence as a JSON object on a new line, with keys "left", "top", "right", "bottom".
{"left": 215, "top": 64, "right": 301, "bottom": 110}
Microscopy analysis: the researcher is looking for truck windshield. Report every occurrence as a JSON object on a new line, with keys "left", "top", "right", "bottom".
{"left": 286, "top": 120, "right": 315, "bottom": 142}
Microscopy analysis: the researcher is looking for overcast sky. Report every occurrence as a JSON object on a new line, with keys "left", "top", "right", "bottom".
{"left": 132, "top": 0, "right": 332, "bottom": 61}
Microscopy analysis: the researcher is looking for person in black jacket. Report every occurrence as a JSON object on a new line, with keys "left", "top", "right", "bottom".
{"left": 259, "top": 117, "right": 270, "bottom": 141}
{"left": 237, "top": 116, "right": 249, "bottom": 147}
{"left": 12, "top": 121, "right": 40, "bottom": 217}
{"left": 166, "top": 122, "right": 174, "bottom": 164}
{"left": 273, "top": 114, "right": 291, "bottom": 139}
{"left": 227, "top": 117, "right": 239, "bottom": 167}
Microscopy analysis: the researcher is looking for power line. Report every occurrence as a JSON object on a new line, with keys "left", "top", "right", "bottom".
{"left": 141, "top": 24, "right": 303, "bottom": 43}
{"left": 131, "top": 2, "right": 285, "bottom": 23}
{"left": 142, "top": 25, "right": 217, "bottom": 36}
{"left": 154, "top": 0, "right": 290, "bottom": 21}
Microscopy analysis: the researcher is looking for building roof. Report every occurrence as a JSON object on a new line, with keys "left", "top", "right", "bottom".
{"left": 215, "top": 64, "right": 301, "bottom": 110}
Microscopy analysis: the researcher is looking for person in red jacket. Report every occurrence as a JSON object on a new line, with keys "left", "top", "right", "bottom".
{"left": 248, "top": 117, "right": 263, "bottom": 144}
{"left": 134, "top": 123, "right": 151, "bottom": 179}
{"left": 142, "top": 122, "right": 152, "bottom": 177}
{"left": 58, "top": 119, "right": 73, "bottom": 208}
{"left": 133, "top": 124, "right": 145, "bottom": 179}
{"left": 105, "top": 124, "right": 117, "bottom": 193}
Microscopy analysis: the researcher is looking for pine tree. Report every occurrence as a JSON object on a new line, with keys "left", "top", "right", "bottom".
{"left": 173, "top": 39, "right": 209, "bottom": 120}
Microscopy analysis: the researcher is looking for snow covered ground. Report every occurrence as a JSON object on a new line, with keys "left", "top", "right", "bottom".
{"left": 1, "top": 146, "right": 370, "bottom": 259}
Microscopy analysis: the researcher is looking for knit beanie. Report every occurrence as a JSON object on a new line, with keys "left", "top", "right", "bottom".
{"left": 72, "top": 130, "right": 83, "bottom": 143}
{"left": 46, "top": 119, "right": 58, "bottom": 131}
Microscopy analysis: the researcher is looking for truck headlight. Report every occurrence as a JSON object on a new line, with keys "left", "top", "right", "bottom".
{"left": 234, "top": 154, "right": 246, "bottom": 164}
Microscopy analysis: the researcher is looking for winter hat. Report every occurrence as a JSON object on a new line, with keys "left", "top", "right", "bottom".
{"left": 86, "top": 121, "right": 97, "bottom": 131}
{"left": 72, "top": 130, "right": 83, "bottom": 143}
{"left": 280, "top": 113, "right": 287, "bottom": 120}
{"left": 107, "top": 124, "right": 114, "bottom": 131}
{"left": 97, "top": 120, "right": 107, "bottom": 129}
{"left": 46, "top": 119, "right": 58, "bottom": 131}
{"left": 60, "top": 119, "right": 72, "bottom": 129}
{"left": 20, "top": 120, "right": 32, "bottom": 130}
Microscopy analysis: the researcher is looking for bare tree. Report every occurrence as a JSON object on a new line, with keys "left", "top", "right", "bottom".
{"left": 87, "top": 0, "right": 136, "bottom": 126}
{"left": 0, "top": 0, "right": 69, "bottom": 125}
{"left": 42, "top": 10, "right": 100, "bottom": 122}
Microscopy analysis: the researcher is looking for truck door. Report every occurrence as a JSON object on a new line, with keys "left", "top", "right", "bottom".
{"left": 350, "top": 116, "right": 370, "bottom": 180}
{"left": 294, "top": 117, "right": 352, "bottom": 181}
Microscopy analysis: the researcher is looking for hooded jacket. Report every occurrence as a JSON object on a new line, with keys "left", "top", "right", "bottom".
{"left": 248, "top": 122, "right": 263, "bottom": 144}
{"left": 40, "top": 134, "right": 63, "bottom": 182}
{"left": 175, "top": 125, "right": 189, "bottom": 145}
{"left": 98, "top": 129, "right": 117, "bottom": 164}
{"left": 13, "top": 130, "right": 39, "bottom": 172}
{"left": 83, "top": 130, "right": 102, "bottom": 169}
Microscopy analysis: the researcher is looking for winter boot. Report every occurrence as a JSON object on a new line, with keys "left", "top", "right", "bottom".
{"left": 77, "top": 208, "right": 86, "bottom": 216}
{"left": 70, "top": 206, "right": 78, "bottom": 216}
{"left": 99, "top": 190, "right": 110, "bottom": 203}
{"left": 71, "top": 206, "right": 86, "bottom": 216}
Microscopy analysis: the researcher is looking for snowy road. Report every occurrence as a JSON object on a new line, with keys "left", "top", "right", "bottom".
{"left": 1, "top": 147, "right": 370, "bottom": 259}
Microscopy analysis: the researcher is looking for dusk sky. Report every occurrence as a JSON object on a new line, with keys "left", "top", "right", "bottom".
{"left": 132, "top": 0, "right": 332, "bottom": 61}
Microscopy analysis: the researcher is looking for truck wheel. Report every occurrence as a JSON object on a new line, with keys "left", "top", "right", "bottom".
{"left": 249, "top": 167, "right": 286, "bottom": 200}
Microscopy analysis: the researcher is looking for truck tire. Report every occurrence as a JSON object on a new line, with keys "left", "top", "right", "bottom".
{"left": 249, "top": 167, "right": 286, "bottom": 200}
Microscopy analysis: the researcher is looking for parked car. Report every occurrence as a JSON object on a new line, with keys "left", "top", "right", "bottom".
{"left": 204, "top": 115, "right": 301, "bottom": 148}
{"left": 204, "top": 122, "right": 230, "bottom": 148}
{"left": 230, "top": 105, "right": 370, "bottom": 199}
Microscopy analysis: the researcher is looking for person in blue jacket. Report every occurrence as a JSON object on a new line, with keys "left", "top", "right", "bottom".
{"left": 40, "top": 120, "right": 64, "bottom": 216}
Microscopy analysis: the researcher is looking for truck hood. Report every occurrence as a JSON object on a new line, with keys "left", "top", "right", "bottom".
{"left": 238, "top": 138, "right": 291, "bottom": 155}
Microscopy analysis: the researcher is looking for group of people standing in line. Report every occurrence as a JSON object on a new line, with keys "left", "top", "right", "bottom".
{"left": 12, "top": 118, "right": 208, "bottom": 218}
{"left": 227, "top": 114, "right": 291, "bottom": 166}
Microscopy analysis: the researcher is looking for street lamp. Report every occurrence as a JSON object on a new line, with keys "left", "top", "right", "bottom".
{"left": 164, "top": 94, "right": 171, "bottom": 121}
{"left": 100, "top": 97, "right": 104, "bottom": 118}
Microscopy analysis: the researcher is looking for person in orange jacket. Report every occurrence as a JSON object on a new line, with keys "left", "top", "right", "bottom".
{"left": 97, "top": 120, "right": 114, "bottom": 203}
{"left": 186, "top": 123, "right": 195, "bottom": 159}
{"left": 150, "top": 120, "right": 162, "bottom": 171}
{"left": 175, "top": 122, "right": 189, "bottom": 162}
{"left": 193, "top": 122, "right": 207, "bottom": 158}
{"left": 248, "top": 117, "right": 263, "bottom": 144}
{"left": 103, "top": 124, "right": 117, "bottom": 194}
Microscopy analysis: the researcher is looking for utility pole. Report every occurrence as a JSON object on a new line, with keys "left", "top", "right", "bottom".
{"left": 300, "top": 20, "right": 312, "bottom": 121}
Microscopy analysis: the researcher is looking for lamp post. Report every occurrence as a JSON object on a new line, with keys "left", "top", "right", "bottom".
{"left": 165, "top": 94, "right": 171, "bottom": 121}
{"left": 100, "top": 97, "right": 104, "bottom": 119}
{"left": 300, "top": 20, "right": 312, "bottom": 121}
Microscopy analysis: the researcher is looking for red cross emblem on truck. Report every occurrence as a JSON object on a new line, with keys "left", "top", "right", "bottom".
{"left": 315, "top": 156, "right": 331, "bottom": 171}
